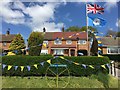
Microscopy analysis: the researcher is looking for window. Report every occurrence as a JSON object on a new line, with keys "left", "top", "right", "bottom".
{"left": 54, "top": 49, "right": 64, "bottom": 55}
{"left": 78, "top": 40, "right": 86, "bottom": 44}
{"left": 54, "top": 40, "right": 62, "bottom": 45}
{"left": 107, "top": 47, "right": 120, "bottom": 54}
{"left": 41, "top": 50, "right": 48, "bottom": 54}
{"left": 3, "top": 42, "right": 6, "bottom": 46}
{"left": 66, "top": 40, "right": 72, "bottom": 44}
{"left": 43, "top": 41, "right": 48, "bottom": 45}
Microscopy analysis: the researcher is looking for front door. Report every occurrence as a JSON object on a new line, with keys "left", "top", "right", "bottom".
{"left": 70, "top": 49, "right": 75, "bottom": 56}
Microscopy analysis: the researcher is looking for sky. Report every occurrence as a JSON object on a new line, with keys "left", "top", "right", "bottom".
{"left": 0, "top": 0, "right": 120, "bottom": 40}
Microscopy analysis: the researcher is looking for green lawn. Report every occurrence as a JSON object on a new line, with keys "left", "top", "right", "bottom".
{"left": 2, "top": 74, "right": 119, "bottom": 88}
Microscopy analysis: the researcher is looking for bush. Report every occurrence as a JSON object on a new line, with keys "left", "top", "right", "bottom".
{"left": 103, "top": 54, "right": 120, "bottom": 62}
{"left": 2, "top": 56, "right": 110, "bottom": 76}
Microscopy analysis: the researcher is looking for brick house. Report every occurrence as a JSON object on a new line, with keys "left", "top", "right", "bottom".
{"left": 41, "top": 32, "right": 90, "bottom": 56}
{"left": 0, "top": 31, "right": 16, "bottom": 53}
{"left": 100, "top": 37, "right": 120, "bottom": 54}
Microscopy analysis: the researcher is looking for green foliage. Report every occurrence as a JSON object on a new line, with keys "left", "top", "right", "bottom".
{"left": 65, "top": 26, "right": 81, "bottom": 32}
{"left": 116, "top": 32, "right": 120, "bottom": 37}
{"left": 2, "top": 56, "right": 110, "bottom": 76}
{"left": 28, "top": 32, "right": 44, "bottom": 56}
{"left": 9, "top": 34, "right": 26, "bottom": 51}
{"left": 103, "top": 54, "right": 120, "bottom": 61}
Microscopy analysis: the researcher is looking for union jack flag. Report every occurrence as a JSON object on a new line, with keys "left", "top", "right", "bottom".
{"left": 87, "top": 4, "right": 104, "bottom": 14}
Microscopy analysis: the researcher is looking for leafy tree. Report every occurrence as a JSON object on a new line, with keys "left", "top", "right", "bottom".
{"left": 65, "top": 26, "right": 81, "bottom": 32}
{"left": 116, "top": 32, "right": 120, "bottom": 37}
{"left": 9, "top": 34, "right": 26, "bottom": 54}
{"left": 105, "top": 29, "right": 117, "bottom": 37}
{"left": 28, "top": 32, "right": 44, "bottom": 56}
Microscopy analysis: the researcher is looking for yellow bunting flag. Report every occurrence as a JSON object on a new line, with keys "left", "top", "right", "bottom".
{"left": 43, "top": 43, "right": 47, "bottom": 47}
{"left": 8, "top": 65, "right": 12, "bottom": 70}
{"left": 98, "top": 41, "right": 102, "bottom": 44}
{"left": 98, "top": 48, "right": 102, "bottom": 50}
{"left": 34, "top": 64, "right": 38, "bottom": 69}
{"left": 98, "top": 54, "right": 103, "bottom": 57}
{"left": 20, "top": 66, "right": 24, "bottom": 71}
{"left": 101, "top": 65, "right": 106, "bottom": 69}
{"left": 95, "top": 36, "right": 100, "bottom": 39}
{"left": 74, "top": 62, "right": 80, "bottom": 65}
{"left": 110, "top": 35, "right": 112, "bottom": 37}
{"left": 69, "top": 36, "right": 72, "bottom": 38}
{"left": 60, "top": 56, "right": 65, "bottom": 59}
{"left": 89, "top": 65, "right": 94, "bottom": 69}
{"left": 47, "top": 60, "right": 51, "bottom": 64}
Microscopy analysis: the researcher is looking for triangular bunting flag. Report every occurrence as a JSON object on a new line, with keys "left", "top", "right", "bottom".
{"left": 98, "top": 48, "right": 102, "bottom": 50}
{"left": 95, "top": 36, "right": 100, "bottom": 38}
{"left": 74, "top": 62, "right": 80, "bottom": 65}
{"left": 98, "top": 41, "right": 102, "bottom": 44}
{"left": 60, "top": 56, "right": 65, "bottom": 59}
{"left": 8, "top": 65, "right": 12, "bottom": 70}
{"left": 98, "top": 54, "right": 103, "bottom": 57}
{"left": 82, "top": 64, "right": 87, "bottom": 68}
{"left": 14, "top": 66, "right": 18, "bottom": 70}
{"left": 34, "top": 64, "right": 38, "bottom": 69}
{"left": 20, "top": 66, "right": 24, "bottom": 71}
{"left": 27, "top": 66, "right": 31, "bottom": 71}
{"left": 43, "top": 43, "right": 47, "bottom": 47}
{"left": 106, "top": 64, "right": 110, "bottom": 68}
{"left": 47, "top": 60, "right": 51, "bottom": 64}
{"left": 89, "top": 65, "right": 94, "bottom": 69}
{"left": 40, "top": 62, "right": 44, "bottom": 66}
{"left": 101, "top": 65, "right": 106, "bottom": 69}
{"left": 2, "top": 64, "right": 6, "bottom": 69}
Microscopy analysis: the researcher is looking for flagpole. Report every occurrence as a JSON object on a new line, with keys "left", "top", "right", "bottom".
{"left": 86, "top": 3, "right": 90, "bottom": 56}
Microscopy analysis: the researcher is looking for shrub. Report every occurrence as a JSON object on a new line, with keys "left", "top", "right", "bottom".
{"left": 103, "top": 54, "right": 120, "bottom": 62}
{"left": 2, "top": 56, "right": 110, "bottom": 76}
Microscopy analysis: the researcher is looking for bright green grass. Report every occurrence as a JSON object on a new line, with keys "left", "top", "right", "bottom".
{"left": 2, "top": 74, "right": 119, "bottom": 88}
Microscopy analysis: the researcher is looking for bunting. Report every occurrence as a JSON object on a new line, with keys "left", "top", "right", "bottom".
{"left": 2, "top": 64, "right": 6, "bottom": 69}
{"left": 89, "top": 65, "right": 94, "bottom": 69}
{"left": 27, "top": 66, "right": 31, "bottom": 71}
{"left": 47, "top": 60, "right": 51, "bottom": 64}
{"left": 20, "top": 66, "right": 24, "bottom": 71}
{"left": 34, "top": 64, "right": 38, "bottom": 69}
{"left": 8, "top": 65, "right": 12, "bottom": 70}
{"left": 14, "top": 66, "right": 18, "bottom": 70}
{"left": 101, "top": 65, "right": 106, "bottom": 69}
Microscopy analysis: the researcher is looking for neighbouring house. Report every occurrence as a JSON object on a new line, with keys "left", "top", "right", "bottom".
{"left": 100, "top": 37, "right": 120, "bottom": 55}
{"left": 0, "top": 31, "right": 16, "bottom": 53}
{"left": 41, "top": 31, "right": 90, "bottom": 56}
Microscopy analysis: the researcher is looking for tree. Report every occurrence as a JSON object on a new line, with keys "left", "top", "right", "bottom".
{"left": 28, "top": 32, "right": 44, "bottom": 56}
{"left": 116, "top": 32, "right": 120, "bottom": 37}
{"left": 65, "top": 26, "right": 81, "bottom": 32}
{"left": 9, "top": 34, "right": 26, "bottom": 54}
{"left": 105, "top": 29, "right": 117, "bottom": 37}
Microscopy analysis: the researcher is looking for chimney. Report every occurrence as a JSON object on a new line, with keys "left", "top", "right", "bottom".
{"left": 62, "top": 26, "right": 64, "bottom": 32}
{"left": 43, "top": 27, "right": 46, "bottom": 32}
{"left": 6, "top": 28, "right": 10, "bottom": 35}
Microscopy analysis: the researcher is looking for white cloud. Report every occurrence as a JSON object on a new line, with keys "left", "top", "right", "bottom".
{"left": 0, "top": 1, "right": 65, "bottom": 32}
{"left": 0, "top": 0, "right": 25, "bottom": 24}
{"left": 116, "top": 18, "right": 120, "bottom": 28}
{"left": 104, "top": 0, "right": 118, "bottom": 12}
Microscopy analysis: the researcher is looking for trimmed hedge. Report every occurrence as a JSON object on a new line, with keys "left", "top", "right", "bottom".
{"left": 103, "top": 54, "right": 120, "bottom": 61}
{"left": 2, "top": 56, "right": 110, "bottom": 76}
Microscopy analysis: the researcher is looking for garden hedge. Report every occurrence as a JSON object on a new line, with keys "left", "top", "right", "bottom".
{"left": 2, "top": 55, "right": 110, "bottom": 76}
{"left": 103, "top": 54, "right": 120, "bottom": 62}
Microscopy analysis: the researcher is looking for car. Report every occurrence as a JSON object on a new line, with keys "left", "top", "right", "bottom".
{"left": 78, "top": 52, "right": 84, "bottom": 56}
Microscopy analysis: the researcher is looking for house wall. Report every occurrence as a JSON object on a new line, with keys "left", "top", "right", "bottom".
{"left": 41, "top": 40, "right": 90, "bottom": 56}
{"left": 0, "top": 42, "right": 11, "bottom": 51}
{"left": 102, "top": 47, "right": 107, "bottom": 54}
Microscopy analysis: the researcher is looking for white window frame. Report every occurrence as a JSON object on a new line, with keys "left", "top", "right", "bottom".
{"left": 3, "top": 42, "right": 6, "bottom": 46}
{"left": 78, "top": 40, "right": 86, "bottom": 44}
{"left": 54, "top": 40, "right": 62, "bottom": 45}
{"left": 53, "top": 49, "right": 64, "bottom": 55}
{"left": 107, "top": 47, "right": 120, "bottom": 54}
{"left": 66, "top": 40, "right": 72, "bottom": 45}
{"left": 43, "top": 41, "right": 48, "bottom": 45}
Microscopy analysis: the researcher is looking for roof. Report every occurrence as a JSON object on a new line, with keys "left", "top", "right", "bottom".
{"left": 44, "top": 32, "right": 87, "bottom": 40}
{"left": 51, "top": 45, "right": 76, "bottom": 48}
{"left": 0, "top": 34, "right": 16, "bottom": 42}
{"left": 101, "top": 37, "right": 120, "bottom": 47}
